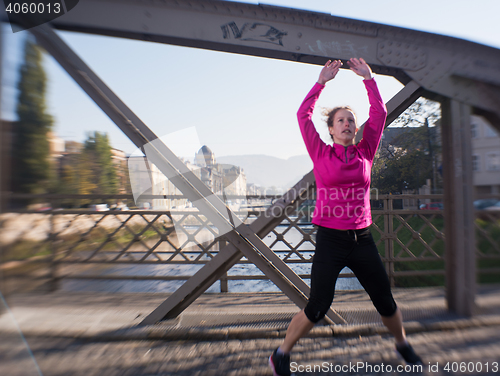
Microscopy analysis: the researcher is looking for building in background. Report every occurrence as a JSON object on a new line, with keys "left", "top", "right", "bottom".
{"left": 111, "top": 148, "right": 128, "bottom": 194}
{"left": 57, "top": 140, "right": 83, "bottom": 180}
{"left": 127, "top": 155, "right": 192, "bottom": 210}
{"left": 222, "top": 165, "right": 246, "bottom": 200}
{"left": 64, "top": 141, "right": 83, "bottom": 154}
{"left": 48, "top": 132, "right": 65, "bottom": 160}
{"left": 128, "top": 145, "right": 247, "bottom": 210}
{"left": 194, "top": 145, "right": 247, "bottom": 206}
{"left": 195, "top": 145, "right": 224, "bottom": 195}
{"left": 52, "top": 139, "right": 130, "bottom": 197}
{"left": 471, "top": 115, "right": 500, "bottom": 196}
{"left": 381, "top": 115, "right": 500, "bottom": 203}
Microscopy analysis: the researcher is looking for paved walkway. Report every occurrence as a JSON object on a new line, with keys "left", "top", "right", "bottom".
{"left": 1, "top": 286, "right": 500, "bottom": 375}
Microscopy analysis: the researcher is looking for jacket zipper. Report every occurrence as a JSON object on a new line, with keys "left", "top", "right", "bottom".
{"left": 344, "top": 146, "right": 348, "bottom": 163}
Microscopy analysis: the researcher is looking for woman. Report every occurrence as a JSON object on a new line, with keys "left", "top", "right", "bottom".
{"left": 269, "top": 58, "right": 422, "bottom": 376}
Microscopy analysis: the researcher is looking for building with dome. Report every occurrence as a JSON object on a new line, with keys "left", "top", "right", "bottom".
{"left": 195, "top": 145, "right": 224, "bottom": 195}
{"left": 194, "top": 145, "right": 216, "bottom": 167}
{"left": 128, "top": 145, "right": 247, "bottom": 210}
{"left": 194, "top": 145, "right": 247, "bottom": 202}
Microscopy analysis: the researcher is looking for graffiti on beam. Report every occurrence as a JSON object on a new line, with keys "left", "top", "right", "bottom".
{"left": 307, "top": 40, "right": 369, "bottom": 57}
{"left": 221, "top": 22, "right": 287, "bottom": 46}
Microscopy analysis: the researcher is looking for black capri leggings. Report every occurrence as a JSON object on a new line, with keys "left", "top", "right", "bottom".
{"left": 304, "top": 225, "right": 397, "bottom": 323}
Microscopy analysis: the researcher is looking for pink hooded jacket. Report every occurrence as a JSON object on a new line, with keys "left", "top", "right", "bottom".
{"left": 298, "top": 79, "right": 387, "bottom": 230}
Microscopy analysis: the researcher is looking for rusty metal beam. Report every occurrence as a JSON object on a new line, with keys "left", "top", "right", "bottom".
{"left": 441, "top": 99, "right": 476, "bottom": 316}
{"left": 140, "top": 171, "right": 319, "bottom": 325}
{"left": 48, "top": 0, "right": 500, "bottom": 128}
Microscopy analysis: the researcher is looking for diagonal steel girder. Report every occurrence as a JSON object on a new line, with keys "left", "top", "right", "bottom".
{"left": 27, "top": 23, "right": 346, "bottom": 324}
{"left": 141, "top": 170, "right": 317, "bottom": 325}
{"left": 140, "top": 79, "right": 424, "bottom": 325}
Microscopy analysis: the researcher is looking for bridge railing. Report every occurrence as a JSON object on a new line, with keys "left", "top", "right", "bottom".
{"left": 1, "top": 194, "right": 499, "bottom": 292}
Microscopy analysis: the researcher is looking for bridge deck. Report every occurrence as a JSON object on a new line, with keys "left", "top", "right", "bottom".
{"left": 1, "top": 286, "right": 500, "bottom": 375}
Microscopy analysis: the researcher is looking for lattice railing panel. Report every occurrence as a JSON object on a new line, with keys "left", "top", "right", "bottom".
{"left": 475, "top": 211, "right": 500, "bottom": 257}
{"left": 475, "top": 211, "right": 500, "bottom": 283}
{"left": 2, "top": 194, "right": 499, "bottom": 290}
{"left": 0, "top": 213, "right": 54, "bottom": 262}
{"left": 392, "top": 214, "right": 445, "bottom": 260}
{"left": 264, "top": 212, "right": 316, "bottom": 263}
{"left": 370, "top": 213, "right": 385, "bottom": 250}
{"left": 51, "top": 213, "right": 181, "bottom": 263}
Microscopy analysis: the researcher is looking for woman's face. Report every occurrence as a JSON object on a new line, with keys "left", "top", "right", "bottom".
{"left": 329, "top": 109, "right": 358, "bottom": 146}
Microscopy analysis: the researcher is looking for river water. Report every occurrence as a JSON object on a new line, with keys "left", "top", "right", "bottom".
{"left": 61, "top": 224, "right": 362, "bottom": 294}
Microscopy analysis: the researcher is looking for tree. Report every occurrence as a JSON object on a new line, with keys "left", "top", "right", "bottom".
{"left": 59, "top": 152, "right": 97, "bottom": 196}
{"left": 391, "top": 97, "right": 440, "bottom": 130}
{"left": 11, "top": 37, "right": 53, "bottom": 195}
{"left": 83, "top": 132, "right": 118, "bottom": 195}
{"left": 55, "top": 133, "right": 121, "bottom": 207}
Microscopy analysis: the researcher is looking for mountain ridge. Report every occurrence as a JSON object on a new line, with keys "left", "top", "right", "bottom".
{"left": 217, "top": 154, "right": 313, "bottom": 190}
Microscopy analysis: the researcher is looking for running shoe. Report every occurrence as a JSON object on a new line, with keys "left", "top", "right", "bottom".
{"left": 396, "top": 343, "right": 423, "bottom": 364}
{"left": 269, "top": 348, "right": 291, "bottom": 376}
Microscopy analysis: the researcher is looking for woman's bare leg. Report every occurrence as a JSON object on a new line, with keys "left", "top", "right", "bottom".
{"left": 279, "top": 309, "right": 315, "bottom": 353}
{"left": 381, "top": 307, "right": 407, "bottom": 345}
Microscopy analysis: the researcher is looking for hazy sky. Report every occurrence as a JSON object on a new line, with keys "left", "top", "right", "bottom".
{"left": 3, "top": 0, "right": 500, "bottom": 160}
